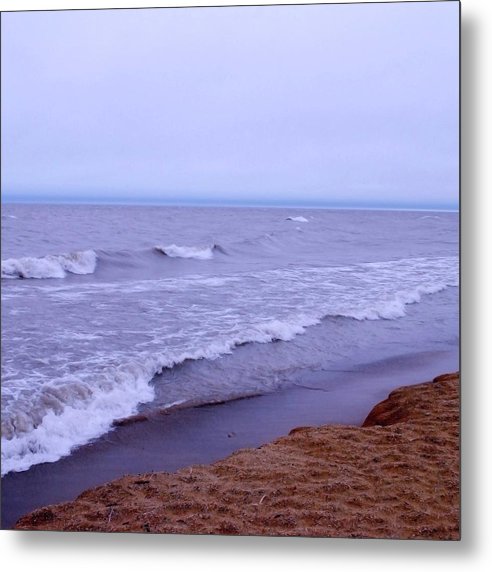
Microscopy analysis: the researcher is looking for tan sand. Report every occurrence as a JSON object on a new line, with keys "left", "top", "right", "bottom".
{"left": 15, "top": 372, "right": 460, "bottom": 539}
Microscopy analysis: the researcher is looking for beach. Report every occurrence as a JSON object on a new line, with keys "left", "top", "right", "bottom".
{"left": 14, "top": 371, "right": 459, "bottom": 539}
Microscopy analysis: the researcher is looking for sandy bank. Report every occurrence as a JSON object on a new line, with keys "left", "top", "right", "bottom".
{"left": 15, "top": 372, "right": 460, "bottom": 539}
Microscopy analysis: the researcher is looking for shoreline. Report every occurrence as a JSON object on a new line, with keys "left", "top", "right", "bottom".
{"left": 14, "top": 371, "right": 460, "bottom": 539}
{"left": 1, "top": 349, "right": 458, "bottom": 530}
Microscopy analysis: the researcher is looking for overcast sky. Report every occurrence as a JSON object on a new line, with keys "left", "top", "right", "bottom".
{"left": 2, "top": 2, "right": 459, "bottom": 209}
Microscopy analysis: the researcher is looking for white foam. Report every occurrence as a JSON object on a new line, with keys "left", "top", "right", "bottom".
{"left": 337, "top": 280, "right": 452, "bottom": 321}
{"left": 1, "top": 250, "right": 97, "bottom": 280}
{"left": 286, "top": 216, "right": 309, "bottom": 223}
{"left": 1, "top": 255, "right": 458, "bottom": 475}
{"left": 155, "top": 244, "right": 214, "bottom": 260}
{"left": 0, "top": 311, "right": 323, "bottom": 476}
{"left": 255, "top": 317, "right": 318, "bottom": 342}
{"left": 1, "top": 358, "right": 155, "bottom": 475}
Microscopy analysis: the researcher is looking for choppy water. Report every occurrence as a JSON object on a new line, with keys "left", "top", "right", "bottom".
{"left": 1, "top": 204, "right": 459, "bottom": 475}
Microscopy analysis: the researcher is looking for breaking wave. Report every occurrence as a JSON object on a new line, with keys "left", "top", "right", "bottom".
{"left": 1, "top": 250, "right": 97, "bottom": 280}
{"left": 286, "top": 216, "right": 309, "bottom": 222}
{"left": 1, "top": 242, "right": 229, "bottom": 281}
{"left": 1, "top": 252, "right": 458, "bottom": 475}
{"left": 1, "top": 268, "right": 457, "bottom": 475}
{"left": 0, "top": 313, "right": 319, "bottom": 475}
{"left": 154, "top": 243, "right": 224, "bottom": 259}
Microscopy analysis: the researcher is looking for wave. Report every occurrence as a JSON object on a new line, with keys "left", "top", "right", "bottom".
{"left": 0, "top": 271, "right": 456, "bottom": 476}
{"left": 0, "top": 313, "right": 317, "bottom": 476}
{"left": 1, "top": 254, "right": 458, "bottom": 474}
{"left": 1, "top": 242, "right": 229, "bottom": 281}
{"left": 340, "top": 283, "right": 449, "bottom": 321}
{"left": 1, "top": 250, "right": 97, "bottom": 280}
{"left": 286, "top": 216, "right": 308, "bottom": 222}
{"left": 1, "top": 358, "right": 156, "bottom": 476}
{"left": 154, "top": 243, "right": 224, "bottom": 260}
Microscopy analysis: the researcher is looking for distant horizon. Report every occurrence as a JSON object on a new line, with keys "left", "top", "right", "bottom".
{"left": 1, "top": 196, "right": 459, "bottom": 212}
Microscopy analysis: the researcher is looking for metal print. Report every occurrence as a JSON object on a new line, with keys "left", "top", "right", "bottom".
{"left": 1, "top": 1, "right": 460, "bottom": 538}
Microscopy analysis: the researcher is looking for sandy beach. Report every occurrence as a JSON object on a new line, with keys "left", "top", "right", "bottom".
{"left": 15, "top": 371, "right": 460, "bottom": 539}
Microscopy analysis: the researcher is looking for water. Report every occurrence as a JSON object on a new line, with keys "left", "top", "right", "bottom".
{"left": 1, "top": 204, "right": 459, "bottom": 476}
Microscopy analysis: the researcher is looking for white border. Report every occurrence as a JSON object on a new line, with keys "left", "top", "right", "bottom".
{"left": 1, "top": 0, "right": 491, "bottom": 570}
{"left": 0, "top": 0, "right": 452, "bottom": 10}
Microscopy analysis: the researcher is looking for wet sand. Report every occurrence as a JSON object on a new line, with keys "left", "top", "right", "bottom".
{"left": 1, "top": 350, "right": 457, "bottom": 530}
{"left": 14, "top": 371, "right": 460, "bottom": 539}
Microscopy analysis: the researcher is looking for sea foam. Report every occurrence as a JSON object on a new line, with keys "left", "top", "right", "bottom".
{"left": 286, "top": 216, "right": 309, "bottom": 222}
{"left": 1, "top": 255, "right": 457, "bottom": 475}
{"left": 1, "top": 250, "right": 97, "bottom": 280}
{"left": 0, "top": 315, "right": 317, "bottom": 475}
{"left": 155, "top": 244, "right": 215, "bottom": 260}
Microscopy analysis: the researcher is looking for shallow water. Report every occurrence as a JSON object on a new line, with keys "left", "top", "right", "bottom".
{"left": 1, "top": 204, "right": 459, "bottom": 475}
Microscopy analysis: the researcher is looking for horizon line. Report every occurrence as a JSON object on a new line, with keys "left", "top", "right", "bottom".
{"left": 1, "top": 198, "right": 459, "bottom": 212}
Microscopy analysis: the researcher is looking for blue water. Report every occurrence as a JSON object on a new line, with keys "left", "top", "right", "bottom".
{"left": 1, "top": 204, "right": 458, "bottom": 475}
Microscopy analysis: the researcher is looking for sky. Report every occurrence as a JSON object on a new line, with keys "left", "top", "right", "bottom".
{"left": 1, "top": 2, "right": 459, "bottom": 209}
